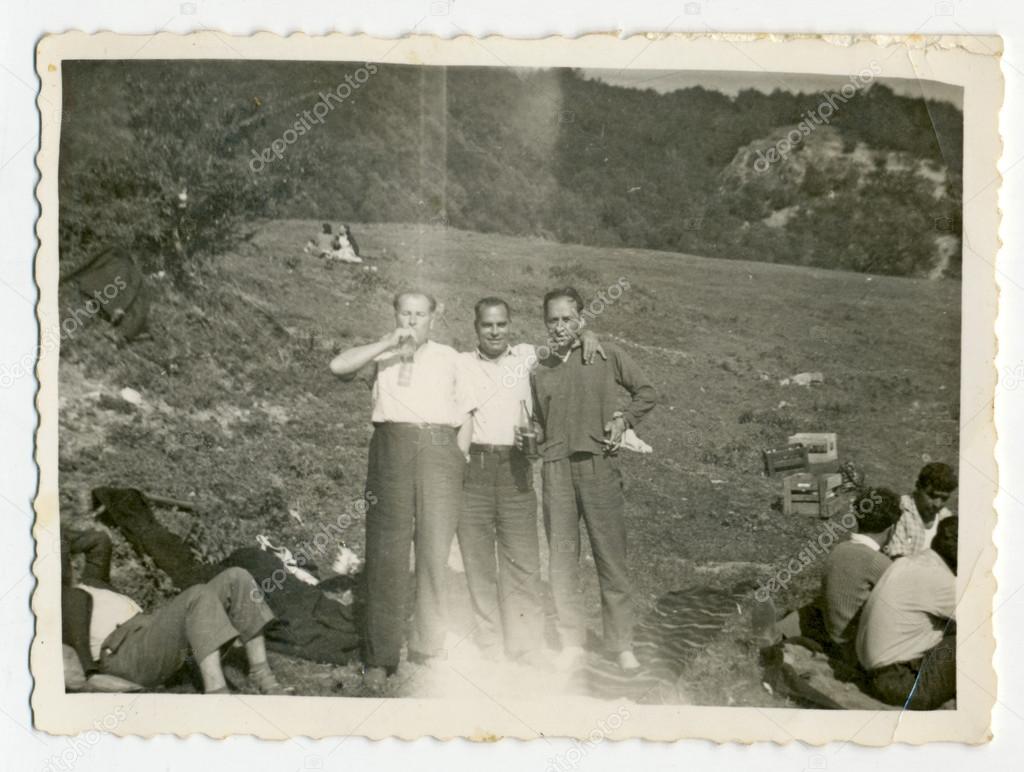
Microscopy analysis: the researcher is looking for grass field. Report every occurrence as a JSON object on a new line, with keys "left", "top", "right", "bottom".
{"left": 58, "top": 220, "right": 961, "bottom": 704}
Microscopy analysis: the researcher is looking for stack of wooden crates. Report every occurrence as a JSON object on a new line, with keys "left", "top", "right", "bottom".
{"left": 782, "top": 471, "right": 844, "bottom": 517}
{"left": 764, "top": 432, "right": 844, "bottom": 518}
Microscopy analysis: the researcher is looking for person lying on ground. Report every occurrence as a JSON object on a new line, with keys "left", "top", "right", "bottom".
{"left": 883, "top": 461, "right": 957, "bottom": 559}
{"left": 753, "top": 488, "right": 900, "bottom": 661}
{"left": 62, "top": 528, "right": 288, "bottom": 695}
{"left": 856, "top": 516, "right": 958, "bottom": 709}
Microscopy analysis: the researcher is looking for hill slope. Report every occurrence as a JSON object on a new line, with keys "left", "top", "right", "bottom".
{"left": 58, "top": 221, "right": 961, "bottom": 699}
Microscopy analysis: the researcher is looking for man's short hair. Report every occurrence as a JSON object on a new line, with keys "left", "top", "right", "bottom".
{"left": 853, "top": 487, "right": 902, "bottom": 533}
{"left": 543, "top": 287, "right": 584, "bottom": 316}
{"left": 474, "top": 297, "right": 511, "bottom": 322}
{"left": 392, "top": 291, "right": 437, "bottom": 313}
{"left": 931, "top": 516, "right": 958, "bottom": 574}
{"left": 917, "top": 462, "right": 958, "bottom": 494}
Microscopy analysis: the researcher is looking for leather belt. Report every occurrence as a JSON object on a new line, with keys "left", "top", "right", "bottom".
{"left": 469, "top": 443, "right": 516, "bottom": 455}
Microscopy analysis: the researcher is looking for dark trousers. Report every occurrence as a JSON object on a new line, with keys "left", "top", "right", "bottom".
{"left": 457, "top": 446, "right": 543, "bottom": 658}
{"left": 542, "top": 452, "right": 633, "bottom": 652}
{"left": 100, "top": 568, "right": 274, "bottom": 687}
{"left": 869, "top": 634, "right": 957, "bottom": 710}
{"left": 363, "top": 423, "right": 465, "bottom": 669}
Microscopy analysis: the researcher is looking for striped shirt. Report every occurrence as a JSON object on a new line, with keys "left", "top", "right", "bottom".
{"left": 883, "top": 494, "right": 953, "bottom": 559}
{"left": 821, "top": 533, "right": 892, "bottom": 645}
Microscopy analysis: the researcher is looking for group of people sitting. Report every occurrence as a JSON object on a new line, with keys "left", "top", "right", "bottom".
{"left": 305, "top": 222, "right": 362, "bottom": 263}
{"left": 759, "top": 462, "right": 959, "bottom": 710}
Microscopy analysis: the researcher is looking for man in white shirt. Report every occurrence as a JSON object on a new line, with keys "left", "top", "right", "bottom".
{"left": 330, "top": 290, "right": 473, "bottom": 689}
{"left": 857, "top": 516, "right": 958, "bottom": 709}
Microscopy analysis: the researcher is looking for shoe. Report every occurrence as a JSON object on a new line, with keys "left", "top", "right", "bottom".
{"left": 251, "top": 670, "right": 293, "bottom": 696}
{"left": 515, "top": 650, "right": 555, "bottom": 672}
{"left": 479, "top": 644, "right": 504, "bottom": 663}
{"left": 554, "top": 646, "right": 586, "bottom": 671}
{"left": 362, "top": 666, "right": 388, "bottom": 692}
{"left": 408, "top": 650, "right": 448, "bottom": 668}
{"left": 617, "top": 650, "right": 641, "bottom": 673}
{"left": 83, "top": 673, "right": 144, "bottom": 693}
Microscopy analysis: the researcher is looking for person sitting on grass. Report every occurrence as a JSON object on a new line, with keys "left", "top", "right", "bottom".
{"left": 856, "top": 516, "right": 958, "bottom": 710}
{"left": 820, "top": 487, "right": 902, "bottom": 663}
{"left": 306, "top": 223, "right": 336, "bottom": 258}
{"left": 753, "top": 488, "right": 900, "bottom": 660}
{"left": 63, "top": 528, "right": 288, "bottom": 695}
{"left": 884, "top": 461, "right": 956, "bottom": 559}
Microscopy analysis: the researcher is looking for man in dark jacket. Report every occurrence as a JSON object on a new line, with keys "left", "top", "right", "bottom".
{"left": 530, "top": 287, "right": 658, "bottom": 672}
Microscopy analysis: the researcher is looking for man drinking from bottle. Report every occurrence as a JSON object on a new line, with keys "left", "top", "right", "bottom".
{"left": 329, "top": 290, "right": 473, "bottom": 690}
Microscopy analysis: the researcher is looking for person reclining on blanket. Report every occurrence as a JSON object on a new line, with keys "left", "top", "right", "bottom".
{"left": 62, "top": 528, "right": 287, "bottom": 695}
{"left": 883, "top": 461, "right": 957, "bottom": 559}
{"left": 754, "top": 488, "right": 900, "bottom": 661}
{"left": 856, "top": 516, "right": 958, "bottom": 709}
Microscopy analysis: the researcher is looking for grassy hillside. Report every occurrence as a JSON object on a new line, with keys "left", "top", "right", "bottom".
{"left": 58, "top": 221, "right": 960, "bottom": 701}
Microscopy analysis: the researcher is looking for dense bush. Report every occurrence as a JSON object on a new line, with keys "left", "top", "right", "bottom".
{"left": 59, "top": 62, "right": 292, "bottom": 281}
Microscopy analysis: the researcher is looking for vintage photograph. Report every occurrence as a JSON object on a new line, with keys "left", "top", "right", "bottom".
{"left": 31, "top": 32, "right": 999, "bottom": 743}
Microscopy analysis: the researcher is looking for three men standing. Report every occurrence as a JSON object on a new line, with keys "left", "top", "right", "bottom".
{"left": 332, "top": 285, "right": 656, "bottom": 685}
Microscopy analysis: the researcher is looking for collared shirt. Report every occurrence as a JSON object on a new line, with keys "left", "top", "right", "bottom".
{"left": 531, "top": 342, "right": 657, "bottom": 461}
{"left": 856, "top": 549, "right": 956, "bottom": 670}
{"left": 883, "top": 494, "right": 954, "bottom": 559}
{"left": 821, "top": 533, "right": 892, "bottom": 645}
{"left": 848, "top": 532, "right": 882, "bottom": 551}
{"left": 459, "top": 343, "right": 537, "bottom": 446}
{"left": 366, "top": 340, "right": 473, "bottom": 427}
{"left": 76, "top": 584, "right": 143, "bottom": 660}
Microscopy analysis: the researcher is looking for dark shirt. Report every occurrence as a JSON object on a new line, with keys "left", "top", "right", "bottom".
{"left": 531, "top": 342, "right": 657, "bottom": 461}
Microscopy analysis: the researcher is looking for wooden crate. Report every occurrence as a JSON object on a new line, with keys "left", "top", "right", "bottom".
{"left": 787, "top": 432, "right": 838, "bottom": 465}
{"left": 763, "top": 444, "right": 809, "bottom": 476}
{"left": 783, "top": 472, "right": 843, "bottom": 517}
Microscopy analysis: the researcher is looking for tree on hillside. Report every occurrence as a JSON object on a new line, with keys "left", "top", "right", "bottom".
{"left": 60, "top": 61, "right": 290, "bottom": 282}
